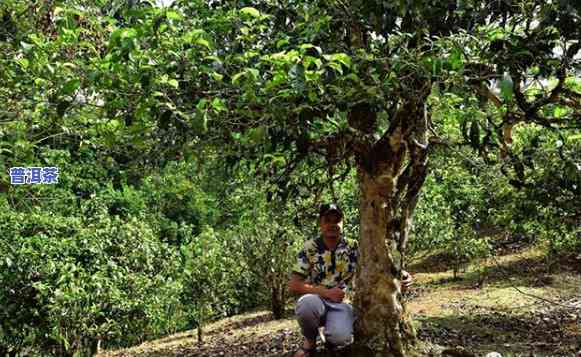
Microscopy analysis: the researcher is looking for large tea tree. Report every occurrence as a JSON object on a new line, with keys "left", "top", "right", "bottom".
{"left": 2, "top": 0, "right": 579, "bottom": 355}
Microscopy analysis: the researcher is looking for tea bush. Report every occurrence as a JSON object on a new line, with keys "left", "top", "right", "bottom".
{"left": 0, "top": 205, "right": 185, "bottom": 355}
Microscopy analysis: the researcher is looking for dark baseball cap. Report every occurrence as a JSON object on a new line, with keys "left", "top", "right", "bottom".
{"left": 319, "top": 203, "right": 343, "bottom": 219}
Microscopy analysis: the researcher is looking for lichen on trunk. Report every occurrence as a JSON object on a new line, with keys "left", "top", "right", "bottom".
{"left": 353, "top": 169, "right": 416, "bottom": 357}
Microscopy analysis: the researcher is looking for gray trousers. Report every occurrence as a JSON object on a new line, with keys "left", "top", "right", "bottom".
{"left": 295, "top": 294, "right": 355, "bottom": 346}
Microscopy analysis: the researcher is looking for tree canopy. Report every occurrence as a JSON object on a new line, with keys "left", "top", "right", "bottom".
{"left": 1, "top": 0, "right": 579, "bottom": 355}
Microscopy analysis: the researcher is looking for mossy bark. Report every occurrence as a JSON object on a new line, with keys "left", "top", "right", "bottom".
{"left": 353, "top": 170, "right": 416, "bottom": 357}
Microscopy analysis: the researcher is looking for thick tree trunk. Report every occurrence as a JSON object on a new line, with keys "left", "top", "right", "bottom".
{"left": 353, "top": 169, "right": 416, "bottom": 356}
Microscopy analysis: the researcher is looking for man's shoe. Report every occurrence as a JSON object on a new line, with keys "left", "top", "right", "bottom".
{"left": 324, "top": 342, "right": 353, "bottom": 354}
{"left": 293, "top": 346, "right": 316, "bottom": 357}
{"left": 324, "top": 342, "right": 336, "bottom": 352}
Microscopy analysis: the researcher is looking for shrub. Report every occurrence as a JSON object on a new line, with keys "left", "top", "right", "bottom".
{"left": 0, "top": 205, "right": 185, "bottom": 355}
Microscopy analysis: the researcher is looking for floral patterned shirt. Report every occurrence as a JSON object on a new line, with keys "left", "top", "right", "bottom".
{"left": 292, "top": 235, "right": 359, "bottom": 292}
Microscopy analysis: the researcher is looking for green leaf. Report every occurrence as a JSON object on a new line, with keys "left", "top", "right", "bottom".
{"left": 204, "top": 55, "right": 221, "bottom": 62}
{"left": 449, "top": 49, "right": 463, "bottom": 70}
{"left": 488, "top": 28, "right": 506, "bottom": 41}
{"left": 62, "top": 79, "right": 80, "bottom": 96}
{"left": 303, "top": 56, "right": 322, "bottom": 70}
{"left": 305, "top": 70, "right": 321, "bottom": 81}
{"left": 264, "top": 153, "right": 286, "bottom": 166}
{"left": 108, "top": 119, "right": 121, "bottom": 130}
{"left": 326, "top": 53, "right": 351, "bottom": 68}
{"left": 196, "top": 99, "right": 208, "bottom": 110}
{"left": 345, "top": 73, "right": 359, "bottom": 82}
{"left": 247, "top": 68, "right": 259, "bottom": 80}
{"left": 165, "top": 10, "right": 183, "bottom": 21}
{"left": 194, "top": 38, "right": 211, "bottom": 48}
{"left": 500, "top": 74, "right": 514, "bottom": 101}
{"left": 240, "top": 7, "right": 260, "bottom": 18}
{"left": 276, "top": 38, "right": 289, "bottom": 48}
{"left": 248, "top": 126, "right": 266, "bottom": 143}
{"left": 185, "top": 29, "right": 210, "bottom": 48}
{"left": 168, "top": 79, "right": 179, "bottom": 88}
{"left": 327, "top": 62, "right": 343, "bottom": 75}
{"left": 211, "top": 98, "right": 226, "bottom": 112}
{"left": 232, "top": 71, "right": 245, "bottom": 85}
{"left": 17, "top": 58, "right": 29, "bottom": 69}
{"left": 186, "top": 29, "right": 206, "bottom": 38}
{"left": 211, "top": 72, "right": 223, "bottom": 81}
{"left": 111, "top": 28, "right": 137, "bottom": 44}
{"left": 299, "top": 44, "right": 322, "bottom": 55}
{"left": 554, "top": 106, "right": 568, "bottom": 118}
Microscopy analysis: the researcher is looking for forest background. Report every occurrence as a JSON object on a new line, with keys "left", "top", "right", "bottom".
{"left": 0, "top": 0, "right": 579, "bottom": 355}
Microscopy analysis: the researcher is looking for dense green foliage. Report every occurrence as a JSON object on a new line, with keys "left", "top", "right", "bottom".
{"left": 1, "top": 0, "right": 579, "bottom": 355}
{"left": 0, "top": 207, "right": 184, "bottom": 354}
{"left": 0, "top": 154, "right": 310, "bottom": 354}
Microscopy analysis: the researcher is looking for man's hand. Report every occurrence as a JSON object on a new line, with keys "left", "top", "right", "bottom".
{"left": 288, "top": 274, "right": 346, "bottom": 302}
{"left": 288, "top": 276, "right": 304, "bottom": 293}
{"left": 401, "top": 270, "right": 413, "bottom": 291}
{"left": 323, "top": 287, "right": 345, "bottom": 303}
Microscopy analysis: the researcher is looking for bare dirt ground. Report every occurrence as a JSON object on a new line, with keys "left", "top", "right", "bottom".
{"left": 100, "top": 246, "right": 581, "bottom": 357}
